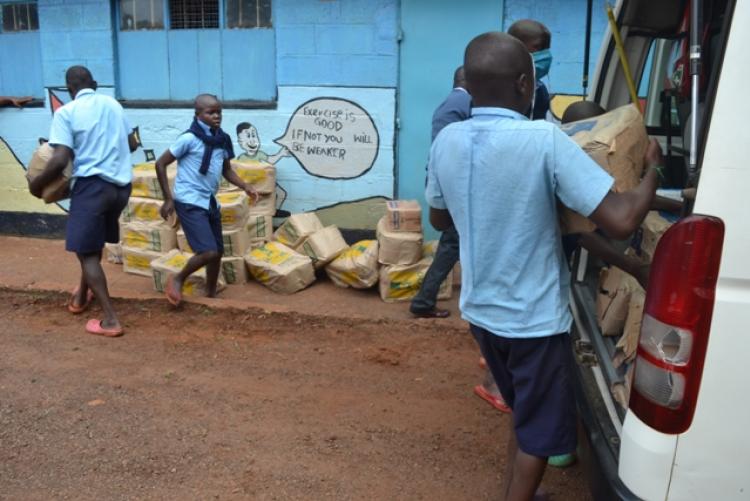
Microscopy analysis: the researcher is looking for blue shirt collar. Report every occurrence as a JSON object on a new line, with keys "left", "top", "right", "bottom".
{"left": 74, "top": 88, "right": 95, "bottom": 100}
{"left": 471, "top": 107, "right": 529, "bottom": 121}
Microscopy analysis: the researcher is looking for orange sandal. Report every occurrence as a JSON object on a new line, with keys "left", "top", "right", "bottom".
{"left": 473, "top": 384, "right": 511, "bottom": 414}
{"left": 165, "top": 276, "right": 182, "bottom": 307}
{"left": 85, "top": 319, "right": 123, "bottom": 337}
{"left": 68, "top": 288, "right": 94, "bottom": 314}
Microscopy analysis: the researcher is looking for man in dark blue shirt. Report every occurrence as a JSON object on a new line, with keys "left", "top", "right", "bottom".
{"left": 410, "top": 66, "right": 471, "bottom": 318}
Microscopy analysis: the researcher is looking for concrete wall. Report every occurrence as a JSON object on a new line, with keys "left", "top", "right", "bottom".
{"left": 0, "top": 0, "right": 398, "bottom": 233}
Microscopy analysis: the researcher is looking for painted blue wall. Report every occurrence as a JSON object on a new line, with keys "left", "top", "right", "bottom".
{"left": 503, "top": 0, "right": 609, "bottom": 95}
{"left": 0, "top": 31, "right": 43, "bottom": 96}
{"left": 397, "top": 0, "right": 505, "bottom": 238}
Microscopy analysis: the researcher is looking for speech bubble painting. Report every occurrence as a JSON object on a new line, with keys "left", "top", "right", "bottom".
{"left": 275, "top": 97, "right": 380, "bottom": 179}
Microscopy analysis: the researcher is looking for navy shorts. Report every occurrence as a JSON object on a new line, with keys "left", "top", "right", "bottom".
{"left": 471, "top": 324, "right": 577, "bottom": 457}
{"left": 66, "top": 176, "right": 131, "bottom": 254}
{"left": 174, "top": 197, "right": 223, "bottom": 255}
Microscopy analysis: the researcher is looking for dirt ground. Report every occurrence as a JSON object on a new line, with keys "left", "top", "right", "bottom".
{"left": 0, "top": 289, "right": 591, "bottom": 500}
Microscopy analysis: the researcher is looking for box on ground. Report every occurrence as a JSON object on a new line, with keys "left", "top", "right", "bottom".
{"left": 230, "top": 159, "right": 276, "bottom": 194}
{"left": 246, "top": 214, "right": 273, "bottom": 240}
{"left": 249, "top": 191, "right": 276, "bottom": 216}
{"left": 122, "top": 246, "right": 164, "bottom": 277}
{"left": 559, "top": 103, "right": 649, "bottom": 234}
{"left": 244, "top": 242, "right": 315, "bottom": 294}
{"left": 274, "top": 212, "right": 323, "bottom": 249}
{"left": 325, "top": 240, "right": 380, "bottom": 289}
{"left": 26, "top": 142, "right": 72, "bottom": 203}
{"left": 216, "top": 191, "right": 250, "bottom": 230}
{"left": 177, "top": 226, "right": 252, "bottom": 257}
{"left": 120, "top": 221, "right": 177, "bottom": 253}
{"left": 151, "top": 249, "right": 226, "bottom": 296}
{"left": 221, "top": 256, "right": 249, "bottom": 284}
{"left": 385, "top": 200, "right": 422, "bottom": 232}
{"left": 299, "top": 225, "right": 348, "bottom": 269}
{"left": 105, "top": 243, "right": 123, "bottom": 264}
{"left": 122, "top": 196, "right": 165, "bottom": 224}
{"left": 379, "top": 257, "right": 452, "bottom": 303}
{"left": 376, "top": 216, "right": 423, "bottom": 266}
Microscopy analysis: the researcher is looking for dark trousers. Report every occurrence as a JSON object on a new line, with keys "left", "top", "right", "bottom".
{"left": 410, "top": 225, "right": 460, "bottom": 313}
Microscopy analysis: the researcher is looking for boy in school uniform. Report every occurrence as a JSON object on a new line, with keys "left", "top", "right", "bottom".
{"left": 155, "top": 93, "right": 258, "bottom": 306}
{"left": 427, "top": 32, "right": 659, "bottom": 500}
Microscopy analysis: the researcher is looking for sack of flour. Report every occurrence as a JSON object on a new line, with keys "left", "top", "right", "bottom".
{"left": 325, "top": 240, "right": 379, "bottom": 289}
{"left": 376, "top": 216, "right": 422, "bottom": 265}
{"left": 298, "top": 225, "right": 349, "bottom": 269}
{"left": 151, "top": 249, "right": 226, "bottom": 296}
{"left": 273, "top": 212, "right": 323, "bottom": 249}
{"left": 244, "top": 242, "right": 315, "bottom": 294}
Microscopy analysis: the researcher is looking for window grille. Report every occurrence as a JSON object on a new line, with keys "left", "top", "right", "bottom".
{"left": 169, "top": 0, "right": 219, "bottom": 29}
{"left": 226, "top": 0, "right": 271, "bottom": 28}
{"left": 1, "top": 2, "right": 38, "bottom": 32}
{"left": 120, "top": 0, "right": 165, "bottom": 31}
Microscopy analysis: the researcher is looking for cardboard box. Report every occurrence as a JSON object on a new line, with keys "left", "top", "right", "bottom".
{"left": 230, "top": 159, "right": 276, "bottom": 194}
{"left": 25, "top": 142, "right": 72, "bottom": 203}
{"left": 632, "top": 211, "right": 673, "bottom": 262}
{"left": 122, "top": 196, "right": 164, "bottom": 224}
{"left": 299, "top": 225, "right": 349, "bottom": 269}
{"left": 617, "top": 286, "right": 646, "bottom": 363}
{"left": 379, "top": 257, "right": 452, "bottom": 303}
{"left": 274, "top": 212, "right": 324, "bottom": 249}
{"left": 122, "top": 246, "right": 164, "bottom": 277}
{"left": 385, "top": 200, "right": 422, "bottom": 232}
{"left": 325, "top": 240, "right": 380, "bottom": 289}
{"left": 176, "top": 226, "right": 252, "bottom": 257}
{"left": 376, "top": 216, "right": 423, "bottom": 266}
{"left": 216, "top": 191, "right": 250, "bottom": 230}
{"left": 221, "top": 256, "right": 249, "bottom": 285}
{"left": 559, "top": 104, "right": 649, "bottom": 234}
{"left": 244, "top": 242, "right": 315, "bottom": 294}
{"left": 130, "top": 161, "right": 176, "bottom": 200}
{"left": 597, "top": 266, "right": 634, "bottom": 336}
{"left": 248, "top": 191, "right": 276, "bottom": 216}
{"left": 423, "top": 240, "right": 439, "bottom": 258}
{"left": 151, "top": 249, "right": 226, "bottom": 296}
{"left": 120, "top": 221, "right": 177, "bottom": 253}
{"left": 246, "top": 214, "right": 273, "bottom": 240}
{"left": 105, "top": 243, "right": 123, "bottom": 264}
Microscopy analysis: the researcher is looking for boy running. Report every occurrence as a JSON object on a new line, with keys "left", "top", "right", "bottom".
{"left": 155, "top": 94, "right": 257, "bottom": 305}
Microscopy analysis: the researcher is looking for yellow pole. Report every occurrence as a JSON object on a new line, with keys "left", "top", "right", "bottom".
{"left": 606, "top": 3, "right": 641, "bottom": 112}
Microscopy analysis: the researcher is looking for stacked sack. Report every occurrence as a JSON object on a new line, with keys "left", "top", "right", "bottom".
{"left": 376, "top": 200, "right": 453, "bottom": 302}
{"left": 245, "top": 212, "right": 348, "bottom": 294}
{"left": 597, "top": 211, "right": 674, "bottom": 409}
{"left": 119, "top": 162, "right": 179, "bottom": 278}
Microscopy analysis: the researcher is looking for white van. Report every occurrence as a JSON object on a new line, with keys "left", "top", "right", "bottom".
{"left": 571, "top": 0, "right": 749, "bottom": 499}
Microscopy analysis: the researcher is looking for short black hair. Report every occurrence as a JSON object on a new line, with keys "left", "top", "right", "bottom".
{"left": 65, "top": 65, "right": 96, "bottom": 91}
{"left": 236, "top": 122, "right": 252, "bottom": 135}
{"left": 194, "top": 93, "right": 220, "bottom": 113}
{"left": 561, "top": 100, "right": 607, "bottom": 124}
{"left": 508, "top": 19, "right": 551, "bottom": 51}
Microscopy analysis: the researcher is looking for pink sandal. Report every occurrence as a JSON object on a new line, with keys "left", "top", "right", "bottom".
{"left": 85, "top": 319, "right": 124, "bottom": 338}
{"left": 68, "top": 287, "right": 94, "bottom": 314}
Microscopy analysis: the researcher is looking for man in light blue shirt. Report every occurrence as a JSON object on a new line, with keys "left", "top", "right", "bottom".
{"left": 427, "top": 33, "right": 659, "bottom": 499}
{"left": 29, "top": 66, "right": 138, "bottom": 338}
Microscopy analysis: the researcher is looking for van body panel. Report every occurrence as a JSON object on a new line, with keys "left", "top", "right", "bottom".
{"left": 619, "top": 412, "right": 676, "bottom": 500}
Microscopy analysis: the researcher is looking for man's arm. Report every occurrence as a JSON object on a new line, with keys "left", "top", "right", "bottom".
{"left": 155, "top": 150, "right": 177, "bottom": 220}
{"left": 28, "top": 145, "right": 72, "bottom": 198}
{"left": 430, "top": 207, "right": 453, "bottom": 232}
{"left": 222, "top": 159, "right": 259, "bottom": 204}
{"left": 588, "top": 139, "right": 661, "bottom": 240}
{"left": 128, "top": 129, "right": 140, "bottom": 153}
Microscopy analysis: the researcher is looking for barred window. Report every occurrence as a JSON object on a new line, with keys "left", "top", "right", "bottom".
{"left": 169, "top": 0, "right": 219, "bottom": 29}
{"left": 226, "top": 0, "right": 271, "bottom": 28}
{"left": 1, "top": 2, "right": 38, "bottom": 32}
{"left": 120, "top": 0, "right": 165, "bottom": 31}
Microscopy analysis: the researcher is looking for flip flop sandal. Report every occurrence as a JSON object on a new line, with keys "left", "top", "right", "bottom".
{"left": 473, "top": 384, "right": 511, "bottom": 414}
{"left": 411, "top": 308, "right": 450, "bottom": 319}
{"left": 548, "top": 453, "right": 577, "bottom": 468}
{"left": 85, "top": 319, "right": 124, "bottom": 338}
{"left": 165, "top": 276, "right": 182, "bottom": 307}
{"left": 68, "top": 288, "right": 94, "bottom": 314}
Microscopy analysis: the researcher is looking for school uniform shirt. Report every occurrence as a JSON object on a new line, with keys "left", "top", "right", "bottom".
{"left": 170, "top": 119, "right": 231, "bottom": 210}
{"left": 48, "top": 88, "right": 133, "bottom": 186}
{"left": 431, "top": 87, "right": 472, "bottom": 142}
{"left": 426, "top": 107, "right": 613, "bottom": 339}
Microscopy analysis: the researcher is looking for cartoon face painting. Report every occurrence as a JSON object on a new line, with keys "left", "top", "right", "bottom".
{"left": 237, "top": 124, "right": 260, "bottom": 156}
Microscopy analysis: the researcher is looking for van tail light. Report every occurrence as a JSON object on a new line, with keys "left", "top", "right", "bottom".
{"left": 629, "top": 215, "right": 724, "bottom": 434}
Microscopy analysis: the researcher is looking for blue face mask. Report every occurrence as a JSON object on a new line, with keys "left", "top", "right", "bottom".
{"left": 532, "top": 49, "right": 553, "bottom": 79}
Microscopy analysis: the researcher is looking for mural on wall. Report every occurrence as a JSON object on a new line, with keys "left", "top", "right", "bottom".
{"left": 0, "top": 86, "right": 395, "bottom": 231}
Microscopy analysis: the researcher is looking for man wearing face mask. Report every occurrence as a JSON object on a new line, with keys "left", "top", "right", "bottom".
{"left": 508, "top": 19, "right": 553, "bottom": 120}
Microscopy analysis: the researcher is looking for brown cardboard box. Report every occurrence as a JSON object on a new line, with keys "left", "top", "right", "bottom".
{"left": 216, "top": 191, "right": 250, "bottom": 230}
{"left": 385, "top": 200, "right": 422, "bottom": 232}
{"left": 617, "top": 286, "right": 646, "bottom": 362}
{"left": 422, "top": 240, "right": 439, "bottom": 258}
{"left": 122, "top": 246, "right": 164, "bottom": 277}
{"left": 176, "top": 226, "right": 252, "bottom": 257}
{"left": 273, "top": 212, "right": 324, "bottom": 249}
{"left": 299, "top": 225, "right": 349, "bottom": 269}
{"left": 325, "top": 240, "right": 380, "bottom": 289}
{"left": 559, "top": 104, "right": 649, "bottom": 234}
{"left": 376, "top": 216, "right": 422, "bottom": 266}
{"left": 634, "top": 211, "right": 673, "bottom": 262}
{"left": 244, "top": 242, "right": 315, "bottom": 294}
{"left": 248, "top": 191, "right": 276, "bottom": 216}
{"left": 120, "top": 221, "right": 177, "bottom": 253}
{"left": 246, "top": 213, "right": 273, "bottom": 240}
{"left": 122, "top": 196, "right": 164, "bottom": 224}
{"left": 378, "top": 257, "right": 452, "bottom": 303}
{"left": 230, "top": 159, "right": 276, "bottom": 194}
{"left": 105, "top": 243, "right": 123, "bottom": 264}
{"left": 151, "top": 249, "right": 226, "bottom": 296}
{"left": 221, "top": 256, "right": 249, "bottom": 285}
{"left": 25, "top": 142, "right": 72, "bottom": 203}
{"left": 597, "top": 266, "right": 635, "bottom": 336}
{"left": 130, "top": 161, "right": 176, "bottom": 200}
